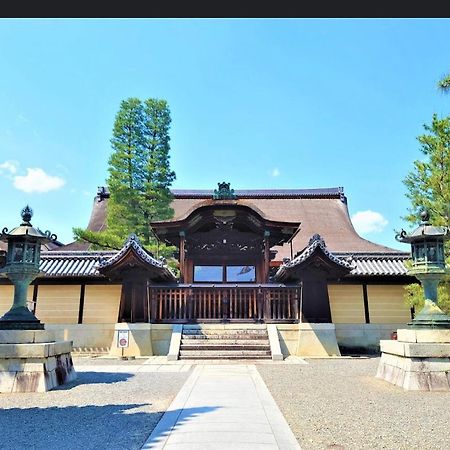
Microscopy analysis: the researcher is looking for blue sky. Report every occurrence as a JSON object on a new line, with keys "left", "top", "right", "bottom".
{"left": 0, "top": 19, "right": 449, "bottom": 251}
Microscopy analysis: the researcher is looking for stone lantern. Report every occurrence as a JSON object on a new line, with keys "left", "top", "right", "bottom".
{"left": 0, "top": 206, "right": 76, "bottom": 393}
{"left": 0, "top": 205, "right": 56, "bottom": 330}
{"left": 395, "top": 210, "right": 450, "bottom": 329}
{"left": 376, "top": 210, "right": 450, "bottom": 391}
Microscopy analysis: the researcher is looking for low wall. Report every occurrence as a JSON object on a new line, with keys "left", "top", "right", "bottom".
{"left": 46, "top": 324, "right": 115, "bottom": 351}
{"left": 276, "top": 323, "right": 341, "bottom": 357}
{"left": 335, "top": 323, "right": 405, "bottom": 353}
{"left": 276, "top": 323, "right": 404, "bottom": 357}
{"left": 44, "top": 322, "right": 403, "bottom": 357}
{"left": 44, "top": 323, "right": 174, "bottom": 357}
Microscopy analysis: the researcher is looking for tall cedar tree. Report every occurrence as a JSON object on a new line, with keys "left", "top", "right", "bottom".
{"left": 74, "top": 98, "right": 176, "bottom": 259}
{"left": 403, "top": 114, "right": 450, "bottom": 314}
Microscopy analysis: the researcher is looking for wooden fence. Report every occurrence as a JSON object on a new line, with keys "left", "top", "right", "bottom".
{"left": 150, "top": 285, "right": 301, "bottom": 323}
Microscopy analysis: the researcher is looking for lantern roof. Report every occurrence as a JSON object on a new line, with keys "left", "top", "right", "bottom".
{"left": 396, "top": 210, "right": 449, "bottom": 244}
{"left": 0, "top": 206, "right": 57, "bottom": 243}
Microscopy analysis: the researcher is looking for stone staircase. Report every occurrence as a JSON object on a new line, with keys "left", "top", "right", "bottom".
{"left": 179, "top": 325, "right": 272, "bottom": 360}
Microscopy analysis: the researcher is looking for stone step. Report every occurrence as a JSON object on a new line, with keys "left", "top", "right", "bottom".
{"left": 181, "top": 344, "right": 271, "bottom": 351}
{"left": 179, "top": 354, "right": 272, "bottom": 360}
{"left": 181, "top": 334, "right": 268, "bottom": 341}
{"left": 181, "top": 338, "right": 270, "bottom": 345}
{"left": 182, "top": 324, "right": 267, "bottom": 329}
{"left": 182, "top": 328, "right": 267, "bottom": 335}
{"left": 179, "top": 350, "right": 271, "bottom": 358}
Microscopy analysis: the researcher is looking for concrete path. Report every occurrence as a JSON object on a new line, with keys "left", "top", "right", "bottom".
{"left": 141, "top": 364, "right": 300, "bottom": 450}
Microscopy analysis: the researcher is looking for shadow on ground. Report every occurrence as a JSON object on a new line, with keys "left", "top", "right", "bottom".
{"left": 142, "top": 405, "right": 221, "bottom": 448}
{"left": 1, "top": 402, "right": 220, "bottom": 450}
{"left": 53, "top": 371, "right": 135, "bottom": 390}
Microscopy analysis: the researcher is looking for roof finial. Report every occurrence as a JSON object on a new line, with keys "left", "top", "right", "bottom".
{"left": 213, "top": 182, "right": 237, "bottom": 200}
{"left": 420, "top": 209, "right": 430, "bottom": 224}
{"left": 21, "top": 205, "right": 33, "bottom": 225}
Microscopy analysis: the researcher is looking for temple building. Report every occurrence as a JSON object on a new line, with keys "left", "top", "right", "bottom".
{"left": 0, "top": 184, "right": 414, "bottom": 358}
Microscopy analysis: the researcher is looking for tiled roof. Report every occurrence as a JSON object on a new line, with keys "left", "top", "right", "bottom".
{"left": 39, "top": 251, "right": 114, "bottom": 277}
{"left": 97, "top": 234, "right": 166, "bottom": 270}
{"left": 39, "top": 236, "right": 176, "bottom": 280}
{"left": 37, "top": 250, "right": 410, "bottom": 279}
{"left": 59, "top": 185, "right": 403, "bottom": 256}
{"left": 338, "top": 253, "right": 410, "bottom": 277}
{"left": 276, "top": 234, "right": 410, "bottom": 279}
{"left": 284, "top": 234, "right": 354, "bottom": 270}
{"left": 172, "top": 187, "right": 345, "bottom": 199}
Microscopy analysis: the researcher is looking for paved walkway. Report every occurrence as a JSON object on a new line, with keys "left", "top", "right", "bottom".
{"left": 141, "top": 364, "right": 300, "bottom": 450}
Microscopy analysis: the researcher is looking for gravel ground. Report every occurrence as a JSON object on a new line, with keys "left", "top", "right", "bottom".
{"left": 1, "top": 363, "right": 190, "bottom": 450}
{"left": 258, "top": 357, "right": 450, "bottom": 450}
{"left": 72, "top": 356, "right": 149, "bottom": 366}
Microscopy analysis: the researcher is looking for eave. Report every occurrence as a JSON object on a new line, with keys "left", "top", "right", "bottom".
{"left": 97, "top": 235, "right": 176, "bottom": 282}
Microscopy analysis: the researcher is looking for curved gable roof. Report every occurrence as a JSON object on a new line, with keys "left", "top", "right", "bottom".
{"left": 58, "top": 187, "right": 401, "bottom": 259}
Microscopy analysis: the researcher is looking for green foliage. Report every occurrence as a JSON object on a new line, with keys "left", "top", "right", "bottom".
{"left": 403, "top": 114, "right": 450, "bottom": 227}
{"left": 74, "top": 97, "right": 177, "bottom": 265}
{"left": 438, "top": 73, "right": 450, "bottom": 92}
{"left": 402, "top": 114, "right": 450, "bottom": 312}
{"left": 404, "top": 282, "right": 450, "bottom": 315}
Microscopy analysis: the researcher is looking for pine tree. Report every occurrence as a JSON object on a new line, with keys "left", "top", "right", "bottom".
{"left": 73, "top": 97, "right": 176, "bottom": 260}
{"left": 438, "top": 73, "right": 450, "bottom": 93}
{"left": 403, "top": 114, "right": 450, "bottom": 314}
{"left": 403, "top": 114, "right": 450, "bottom": 228}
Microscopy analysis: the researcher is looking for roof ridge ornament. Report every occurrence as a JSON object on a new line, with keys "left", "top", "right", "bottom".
{"left": 126, "top": 233, "right": 141, "bottom": 245}
{"left": 308, "top": 233, "right": 324, "bottom": 246}
{"left": 21, "top": 205, "right": 33, "bottom": 225}
{"left": 213, "top": 182, "right": 237, "bottom": 200}
{"left": 287, "top": 233, "right": 353, "bottom": 270}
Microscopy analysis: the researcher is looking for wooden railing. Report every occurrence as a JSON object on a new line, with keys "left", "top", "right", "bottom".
{"left": 149, "top": 284, "right": 301, "bottom": 323}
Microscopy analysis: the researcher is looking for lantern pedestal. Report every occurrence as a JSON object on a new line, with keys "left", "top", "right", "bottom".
{"left": 0, "top": 273, "right": 44, "bottom": 330}
{"left": 409, "top": 299, "right": 450, "bottom": 329}
{"left": 376, "top": 329, "right": 450, "bottom": 391}
{"left": 0, "top": 330, "right": 77, "bottom": 393}
{"left": 0, "top": 307, "right": 44, "bottom": 330}
{"left": 408, "top": 274, "right": 450, "bottom": 329}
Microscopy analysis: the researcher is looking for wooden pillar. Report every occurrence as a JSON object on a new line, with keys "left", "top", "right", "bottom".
{"left": 264, "top": 230, "right": 270, "bottom": 283}
{"left": 362, "top": 284, "right": 370, "bottom": 324}
{"left": 77, "top": 284, "right": 86, "bottom": 324}
{"left": 179, "top": 231, "right": 186, "bottom": 283}
{"left": 117, "top": 271, "right": 149, "bottom": 323}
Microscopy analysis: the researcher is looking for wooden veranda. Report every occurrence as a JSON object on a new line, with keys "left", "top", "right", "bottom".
{"left": 149, "top": 284, "right": 302, "bottom": 323}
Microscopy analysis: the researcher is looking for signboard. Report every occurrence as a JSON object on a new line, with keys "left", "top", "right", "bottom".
{"left": 117, "top": 330, "right": 129, "bottom": 348}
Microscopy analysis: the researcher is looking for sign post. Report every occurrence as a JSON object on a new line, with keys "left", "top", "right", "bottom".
{"left": 117, "top": 330, "right": 129, "bottom": 359}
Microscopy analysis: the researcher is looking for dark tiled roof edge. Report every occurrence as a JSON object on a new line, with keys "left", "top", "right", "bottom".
{"left": 334, "top": 252, "right": 410, "bottom": 259}
{"left": 172, "top": 187, "right": 346, "bottom": 200}
{"left": 41, "top": 251, "right": 116, "bottom": 257}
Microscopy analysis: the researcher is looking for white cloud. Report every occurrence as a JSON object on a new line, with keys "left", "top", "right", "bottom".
{"left": 17, "top": 113, "right": 29, "bottom": 123}
{"left": 0, "top": 160, "right": 18, "bottom": 174}
{"left": 271, "top": 168, "right": 280, "bottom": 177}
{"left": 351, "top": 210, "right": 388, "bottom": 234}
{"left": 13, "top": 168, "right": 65, "bottom": 193}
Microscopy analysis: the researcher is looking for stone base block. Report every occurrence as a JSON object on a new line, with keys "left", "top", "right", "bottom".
{"left": 297, "top": 323, "right": 341, "bottom": 357}
{"left": 397, "top": 328, "right": 450, "bottom": 344}
{"left": 380, "top": 339, "right": 450, "bottom": 358}
{"left": 377, "top": 333, "right": 450, "bottom": 391}
{"left": 376, "top": 353, "right": 450, "bottom": 391}
{"left": 0, "top": 330, "right": 55, "bottom": 344}
{"left": 109, "top": 323, "right": 153, "bottom": 357}
{"left": 0, "top": 342, "right": 77, "bottom": 393}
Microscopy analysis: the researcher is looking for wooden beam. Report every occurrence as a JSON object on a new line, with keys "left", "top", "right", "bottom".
{"left": 362, "top": 284, "right": 370, "bottom": 324}
{"left": 264, "top": 231, "right": 270, "bottom": 283}
{"left": 78, "top": 284, "right": 86, "bottom": 324}
{"left": 179, "top": 231, "right": 186, "bottom": 283}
